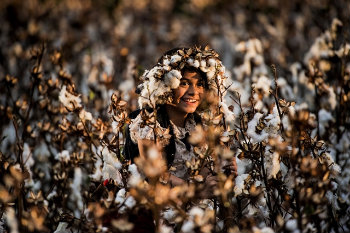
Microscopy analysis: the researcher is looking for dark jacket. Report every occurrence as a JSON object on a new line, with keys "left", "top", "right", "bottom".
{"left": 123, "top": 105, "right": 201, "bottom": 167}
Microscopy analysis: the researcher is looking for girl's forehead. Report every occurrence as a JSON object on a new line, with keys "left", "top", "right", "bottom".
{"left": 182, "top": 70, "right": 204, "bottom": 80}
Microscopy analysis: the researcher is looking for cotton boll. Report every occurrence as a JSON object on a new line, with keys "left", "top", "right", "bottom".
{"left": 277, "top": 77, "right": 294, "bottom": 100}
{"left": 254, "top": 100, "right": 264, "bottom": 112}
{"left": 327, "top": 87, "right": 337, "bottom": 110}
{"left": 219, "top": 101, "right": 235, "bottom": 123}
{"left": 181, "top": 220, "right": 195, "bottom": 233}
{"left": 111, "top": 121, "right": 120, "bottom": 134}
{"left": 128, "top": 164, "right": 142, "bottom": 187}
{"left": 187, "top": 58, "right": 194, "bottom": 66}
{"left": 164, "top": 73, "right": 181, "bottom": 89}
{"left": 159, "top": 224, "right": 174, "bottom": 233}
{"left": 124, "top": 196, "right": 136, "bottom": 209}
{"left": 326, "top": 191, "right": 340, "bottom": 211}
{"left": 79, "top": 109, "right": 93, "bottom": 121}
{"left": 170, "top": 54, "right": 181, "bottom": 64}
{"left": 119, "top": 79, "right": 135, "bottom": 100}
{"left": 53, "top": 222, "right": 69, "bottom": 233}
{"left": 200, "top": 60, "right": 207, "bottom": 69}
{"left": 318, "top": 109, "right": 334, "bottom": 136}
{"left": 267, "top": 151, "right": 280, "bottom": 179}
{"left": 247, "top": 113, "right": 269, "bottom": 143}
{"left": 5, "top": 207, "right": 19, "bottom": 233}
{"left": 189, "top": 207, "right": 204, "bottom": 219}
{"left": 115, "top": 188, "right": 126, "bottom": 205}
{"left": 163, "top": 59, "right": 170, "bottom": 66}
{"left": 234, "top": 174, "right": 249, "bottom": 196}
{"left": 236, "top": 156, "right": 250, "bottom": 175}
{"left": 70, "top": 167, "right": 84, "bottom": 217}
{"left": 254, "top": 75, "right": 271, "bottom": 97}
{"left": 55, "top": 150, "right": 70, "bottom": 162}
{"left": 285, "top": 219, "right": 298, "bottom": 231}
{"left": 252, "top": 226, "right": 275, "bottom": 233}
{"left": 335, "top": 131, "right": 350, "bottom": 152}
{"left": 253, "top": 55, "right": 264, "bottom": 65}
{"left": 162, "top": 208, "right": 177, "bottom": 223}
{"left": 193, "top": 60, "right": 200, "bottom": 68}
{"left": 208, "top": 58, "right": 216, "bottom": 67}
{"left": 90, "top": 155, "right": 102, "bottom": 181}
{"left": 265, "top": 105, "right": 281, "bottom": 135}
{"left": 59, "top": 85, "right": 82, "bottom": 110}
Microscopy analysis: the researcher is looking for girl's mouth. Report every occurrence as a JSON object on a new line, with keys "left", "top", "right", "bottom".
{"left": 181, "top": 98, "right": 198, "bottom": 104}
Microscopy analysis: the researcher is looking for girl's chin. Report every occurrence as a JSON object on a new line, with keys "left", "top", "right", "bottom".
{"left": 177, "top": 103, "right": 198, "bottom": 113}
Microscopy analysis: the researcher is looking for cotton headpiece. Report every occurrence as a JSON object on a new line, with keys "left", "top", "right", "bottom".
{"left": 137, "top": 46, "right": 227, "bottom": 109}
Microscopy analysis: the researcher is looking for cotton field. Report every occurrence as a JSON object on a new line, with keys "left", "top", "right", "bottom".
{"left": 0, "top": 1, "right": 349, "bottom": 232}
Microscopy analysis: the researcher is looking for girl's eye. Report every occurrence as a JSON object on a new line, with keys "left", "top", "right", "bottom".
{"left": 180, "top": 81, "right": 189, "bottom": 86}
{"left": 197, "top": 81, "right": 204, "bottom": 87}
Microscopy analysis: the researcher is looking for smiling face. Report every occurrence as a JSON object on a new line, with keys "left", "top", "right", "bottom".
{"left": 171, "top": 70, "right": 205, "bottom": 115}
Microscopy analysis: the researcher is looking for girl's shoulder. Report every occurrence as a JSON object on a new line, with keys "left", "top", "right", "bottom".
{"left": 128, "top": 109, "right": 170, "bottom": 145}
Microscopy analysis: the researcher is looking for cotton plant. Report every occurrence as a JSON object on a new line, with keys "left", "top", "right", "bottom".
{"left": 1, "top": 10, "right": 350, "bottom": 233}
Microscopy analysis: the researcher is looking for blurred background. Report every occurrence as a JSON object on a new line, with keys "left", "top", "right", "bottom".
{"left": 1, "top": 0, "right": 349, "bottom": 93}
{"left": 0, "top": 1, "right": 349, "bottom": 232}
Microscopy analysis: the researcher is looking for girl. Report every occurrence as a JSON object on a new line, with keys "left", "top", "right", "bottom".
{"left": 124, "top": 46, "right": 236, "bottom": 193}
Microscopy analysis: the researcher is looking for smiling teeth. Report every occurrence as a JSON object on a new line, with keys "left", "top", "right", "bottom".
{"left": 183, "top": 99, "right": 197, "bottom": 103}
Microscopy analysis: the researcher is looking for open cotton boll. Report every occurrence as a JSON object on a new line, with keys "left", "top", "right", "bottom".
{"left": 59, "top": 85, "right": 82, "bottom": 109}
{"left": 200, "top": 60, "right": 207, "bottom": 68}
{"left": 253, "top": 75, "right": 271, "bottom": 97}
{"left": 247, "top": 113, "right": 269, "bottom": 143}
{"left": 70, "top": 167, "right": 83, "bottom": 217}
{"left": 265, "top": 105, "right": 281, "bottom": 135}
{"left": 266, "top": 151, "right": 280, "bottom": 179}
{"left": 124, "top": 196, "right": 136, "bottom": 209}
{"left": 55, "top": 150, "right": 70, "bottom": 162}
{"left": 170, "top": 54, "right": 181, "bottom": 64}
{"left": 115, "top": 188, "right": 126, "bottom": 206}
{"left": 318, "top": 109, "right": 334, "bottom": 136}
{"left": 234, "top": 174, "right": 249, "bottom": 196}
{"left": 336, "top": 131, "right": 350, "bottom": 153}
{"left": 208, "top": 58, "right": 217, "bottom": 67}
{"left": 181, "top": 220, "right": 195, "bottom": 233}
{"left": 164, "top": 70, "right": 181, "bottom": 89}
{"left": 285, "top": 219, "right": 298, "bottom": 231}
{"left": 252, "top": 226, "right": 275, "bottom": 233}
{"left": 219, "top": 101, "right": 235, "bottom": 122}
{"left": 163, "top": 58, "right": 170, "bottom": 66}
{"left": 128, "top": 164, "right": 142, "bottom": 187}
{"left": 79, "top": 109, "right": 93, "bottom": 122}
{"left": 193, "top": 59, "right": 200, "bottom": 68}
{"left": 159, "top": 224, "right": 174, "bottom": 233}
{"left": 101, "top": 147, "right": 123, "bottom": 184}
{"left": 4, "top": 207, "right": 19, "bottom": 233}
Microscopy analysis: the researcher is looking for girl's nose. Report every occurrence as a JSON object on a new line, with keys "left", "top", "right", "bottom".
{"left": 187, "top": 84, "right": 198, "bottom": 95}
